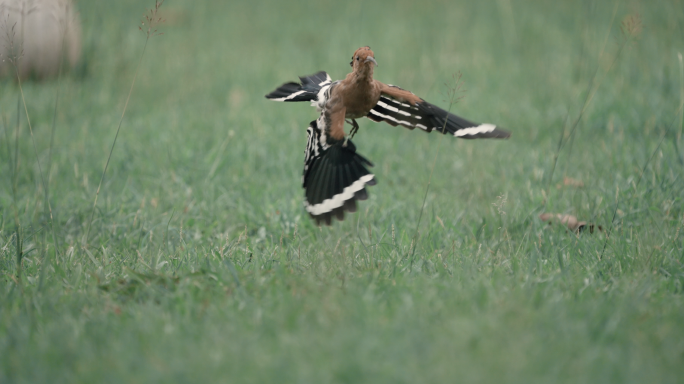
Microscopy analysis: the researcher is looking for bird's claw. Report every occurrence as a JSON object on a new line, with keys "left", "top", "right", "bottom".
{"left": 346, "top": 119, "right": 360, "bottom": 139}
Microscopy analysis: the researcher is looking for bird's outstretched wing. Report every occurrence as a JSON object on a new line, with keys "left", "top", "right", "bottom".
{"left": 302, "top": 119, "right": 376, "bottom": 226}
{"left": 367, "top": 84, "right": 511, "bottom": 139}
{"left": 265, "top": 71, "right": 332, "bottom": 102}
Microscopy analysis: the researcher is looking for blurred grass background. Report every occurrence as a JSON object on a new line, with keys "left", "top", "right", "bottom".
{"left": 1, "top": 0, "right": 683, "bottom": 382}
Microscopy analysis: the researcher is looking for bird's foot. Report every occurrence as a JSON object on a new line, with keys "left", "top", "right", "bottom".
{"left": 346, "top": 119, "right": 360, "bottom": 139}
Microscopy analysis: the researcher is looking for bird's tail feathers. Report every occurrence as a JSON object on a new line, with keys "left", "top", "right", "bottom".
{"left": 303, "top": 121, "right": 376, "bottom": 226}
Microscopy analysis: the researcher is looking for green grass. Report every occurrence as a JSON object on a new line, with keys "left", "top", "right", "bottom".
{"left": 1, "top": 0, "right": 684, "bottom": 382}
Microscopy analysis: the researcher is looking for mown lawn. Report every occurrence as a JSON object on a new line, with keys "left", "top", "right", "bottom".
{"left": 1, "top": 0, "right": 683, "bottom": 383}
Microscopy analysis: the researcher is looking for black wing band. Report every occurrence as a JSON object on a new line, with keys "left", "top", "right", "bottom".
{"left": 265, "top": 71, "right": 332, "bottom": 102}
{"left": 368, "top": 86, "right": 511, "bottom": 139}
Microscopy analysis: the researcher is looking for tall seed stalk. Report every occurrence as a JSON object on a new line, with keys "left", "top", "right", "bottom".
{"left": 83, "top": 0, "right": 165, "bottom": 247}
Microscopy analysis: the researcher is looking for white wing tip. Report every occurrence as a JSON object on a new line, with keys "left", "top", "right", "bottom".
{"left": 454, "top": 124, "right": 497, "bottom": 137}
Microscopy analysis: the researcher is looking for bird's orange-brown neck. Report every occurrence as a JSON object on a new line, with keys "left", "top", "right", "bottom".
{"left": 351, "top": 63, "right": 375, "bottom": 82}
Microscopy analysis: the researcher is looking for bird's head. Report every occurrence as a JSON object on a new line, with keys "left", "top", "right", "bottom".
{"left": 350, "top": 46, "right": 378, "bottom": 75}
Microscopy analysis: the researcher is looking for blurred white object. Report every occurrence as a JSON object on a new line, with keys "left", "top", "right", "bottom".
{"left": 0, "top": 0, "right": 81, "bottom": 79}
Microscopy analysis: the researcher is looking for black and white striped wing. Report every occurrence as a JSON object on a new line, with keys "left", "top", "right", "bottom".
{"left": 367, "top": 86, "right": 511, "bottom": 139}
{"left": 265, "top": 71, "right": 332, "bottom": 102}
{"left": 302, "top": 120, "right": 376, "bottom": 226}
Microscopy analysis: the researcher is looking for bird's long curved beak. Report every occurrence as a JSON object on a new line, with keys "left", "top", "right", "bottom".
{"left": 365, "top": 56, "right": 378, "bottom": 67}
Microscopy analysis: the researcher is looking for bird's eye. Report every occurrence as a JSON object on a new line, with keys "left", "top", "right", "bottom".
{"left": 356, "top": 56, "right": 359, "bottom": 61}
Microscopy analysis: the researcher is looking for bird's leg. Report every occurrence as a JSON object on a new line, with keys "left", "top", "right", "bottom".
{"left": 346, "top": 119, "right": 360, "bottom": 139}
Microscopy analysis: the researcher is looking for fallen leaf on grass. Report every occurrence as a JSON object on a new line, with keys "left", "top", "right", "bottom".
{"left": 539, "top": 213, "right": 603, "bottom": 234}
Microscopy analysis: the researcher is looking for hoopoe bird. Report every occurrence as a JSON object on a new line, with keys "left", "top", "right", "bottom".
{"left": 266, "top": 46, "right": 510, "bottom": 226}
